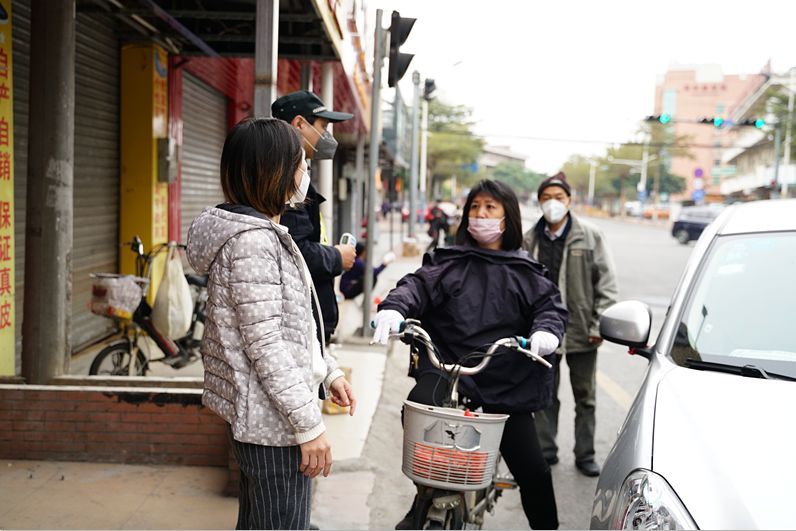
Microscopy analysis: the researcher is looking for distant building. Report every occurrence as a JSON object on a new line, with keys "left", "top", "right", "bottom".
{"left": 720, "top": 69, "right": 796, "bottom": 199}
{"left": 479, "top": 145, "right": 527, "bottom": 170}
{"left": 653, "top": 64, "right": 765, "bottom": 201}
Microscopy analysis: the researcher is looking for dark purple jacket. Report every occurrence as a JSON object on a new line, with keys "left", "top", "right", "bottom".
{"left": 378, "top": 245, "right": 568, "bottom": 413}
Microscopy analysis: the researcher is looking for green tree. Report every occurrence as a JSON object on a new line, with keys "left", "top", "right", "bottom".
{"left": 485, "top": 161, "right": 546, "bottom": 200}
{"left": 427, "top": 99, "right": 484, "bottom": 195}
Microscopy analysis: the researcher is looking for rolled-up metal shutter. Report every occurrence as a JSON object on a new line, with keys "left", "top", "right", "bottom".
{"left": 11, "top": 5, "right": 120, "bottom": 359}
{"left": 11, "top": 0, "right": 30, "bottom": 367}
{"left": 181, "top": 73, "right": 227, "bottom": 239}
{"left": 71, "top": 12, "right": 120, "bottom": 351}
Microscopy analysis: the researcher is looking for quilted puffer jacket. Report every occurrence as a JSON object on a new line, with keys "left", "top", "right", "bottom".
{"left": 187, "top": 205, "right": 343, "bottom": 447}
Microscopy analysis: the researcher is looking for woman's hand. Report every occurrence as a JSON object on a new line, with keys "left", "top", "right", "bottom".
{"left": 372, "top": 309, "right": 404, "bottom": 344}
{"left": 530, "top": 330, "right": 559, "bottom": 356}
{"left": 299, "top": 433, "right": 332, "bottom": 478}
{"left": 329, "top": 376, "right": 357, "bottom": 416}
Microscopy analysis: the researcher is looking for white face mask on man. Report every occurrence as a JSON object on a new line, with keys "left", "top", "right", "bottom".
{"left": 541, "top": 199, "right": 569, "bottom": 224}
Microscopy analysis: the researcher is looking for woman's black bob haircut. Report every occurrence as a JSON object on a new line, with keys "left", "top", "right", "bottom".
{"left": 455, "top": 179, "right": 524, "bottom": 251}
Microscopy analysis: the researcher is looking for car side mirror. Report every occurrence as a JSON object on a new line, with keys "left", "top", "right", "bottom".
{"left": 600, "top": 301, "right": 652, "bottom": 357}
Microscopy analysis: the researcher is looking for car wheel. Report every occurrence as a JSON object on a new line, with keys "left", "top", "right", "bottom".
{"left": 675, "top": 229, "right": 690, "bottom": 245}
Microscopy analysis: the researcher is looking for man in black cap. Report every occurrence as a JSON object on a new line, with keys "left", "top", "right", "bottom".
{"left": 272, "top": 90, "right": 356, "bottom": 344}
{"left": 522, "top": 171, "right": 618, "bottom": 477}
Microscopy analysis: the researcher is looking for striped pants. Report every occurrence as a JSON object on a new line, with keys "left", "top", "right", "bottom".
{"left": 231, "top": 437, "right": 312, "bottom": 530}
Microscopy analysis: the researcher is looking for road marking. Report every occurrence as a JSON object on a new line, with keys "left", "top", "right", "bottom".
{"left": 596, "top": 369, "right": 634, "bottom": 411}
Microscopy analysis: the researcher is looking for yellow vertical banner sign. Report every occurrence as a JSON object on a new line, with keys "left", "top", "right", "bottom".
{"left": 0, "top": 0, "right": 13, "bottom": 375}
{"left": 120, "top": 43, "right": 169, "bottom": 303}
{"left": 152, "top": 46, "right": 168, "bottom": 245}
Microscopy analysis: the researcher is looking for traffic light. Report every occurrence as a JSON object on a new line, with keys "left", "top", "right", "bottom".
{"left": 644, "top": 114, "right": 672, "bottom": 124}
{"left": 698, "top": 116, "right": 725, "bottom": 128}
{"left": 699, "top": 116, "right": 766, "bottom": 128}
{"left": 737, "top": 118, "right": 766, "bottom": 129}
{"left": 423, "top": 78, "right": 436, "bottom": 100}
{"left": 387, "top": 11, "right": 416, "bottom": 88}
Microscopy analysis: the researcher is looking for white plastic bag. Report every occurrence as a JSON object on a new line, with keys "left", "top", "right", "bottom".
{"left": 152, "top": 245, "right": 193, "bottom": 339}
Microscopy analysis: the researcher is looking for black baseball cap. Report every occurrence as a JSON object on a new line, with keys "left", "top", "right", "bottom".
{"left": 271, "top": 90, "right": 353, "bottom": 123}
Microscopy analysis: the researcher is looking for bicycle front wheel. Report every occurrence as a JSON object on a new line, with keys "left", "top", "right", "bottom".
{"left": 88, "top": 341, "right": 147, "bottom": 376}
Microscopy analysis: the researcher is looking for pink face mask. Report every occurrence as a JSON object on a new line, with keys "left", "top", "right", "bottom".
{"left": 467, "top": 217, "right": 504, "bottom": 245}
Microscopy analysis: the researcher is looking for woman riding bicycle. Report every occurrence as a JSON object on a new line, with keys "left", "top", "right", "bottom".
{"left": 373, "top": 179, "right": 567, "bottom": 529}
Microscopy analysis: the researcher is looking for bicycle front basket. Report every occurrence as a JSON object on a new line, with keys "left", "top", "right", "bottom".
{"left": 402, "top": 400, "right": 508, "bottom": 491}
{"left": 89, "top": 273, "right": 148, "bottom": 321}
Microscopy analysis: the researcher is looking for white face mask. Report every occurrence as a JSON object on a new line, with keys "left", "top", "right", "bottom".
{"left": 288, "top": 169, "right": 310, "bottom": 206}
{"left": 542, "top": 199, "right": 569, "bottom": 224}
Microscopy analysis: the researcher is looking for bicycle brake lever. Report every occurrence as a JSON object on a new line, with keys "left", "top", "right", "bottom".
{"left": 516, "top": 346, "right": 553, "bottom": 369}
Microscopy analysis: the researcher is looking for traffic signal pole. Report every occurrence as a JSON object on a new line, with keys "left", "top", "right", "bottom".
{"left": 408, "top": 71, "right": 421, "bottom": 240}
{"left": 362, "top": 9, "right": 384, "bottom": 336}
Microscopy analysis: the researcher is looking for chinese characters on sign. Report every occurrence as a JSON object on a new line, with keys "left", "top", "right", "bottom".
{"left": 0, "top": 0, "right": 14, "bottom": 375}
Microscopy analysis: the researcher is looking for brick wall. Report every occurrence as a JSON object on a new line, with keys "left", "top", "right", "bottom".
{"left": 0, "top": 384, "right": 229, "bottom": 467}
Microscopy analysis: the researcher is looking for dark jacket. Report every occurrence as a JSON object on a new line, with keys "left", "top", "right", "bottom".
{"left": 340, "top": 258, "right": 386, "bottom": 300}
{"left": 378, "top": 245, "right": 568, "bottom": 413}
{"left": 281, "top": 183, "right": 342, "bottom": 338}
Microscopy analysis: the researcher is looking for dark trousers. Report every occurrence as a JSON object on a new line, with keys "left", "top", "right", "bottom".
{"left": 230, "top": 436, "right": 312, "bottom": 530}
{"left": 407, "top": 375, "right": 559, "bottom": 529}
{"left": 535, "top": 349, "right": 598, "bottom": 463}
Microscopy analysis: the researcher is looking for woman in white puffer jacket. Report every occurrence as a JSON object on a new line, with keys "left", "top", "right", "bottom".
{"left": 187, "top": 118, "right": 356, "bottom": 530}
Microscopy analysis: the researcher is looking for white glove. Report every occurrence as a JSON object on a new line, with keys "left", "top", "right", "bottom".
{"left": 382, "top": 251, "right": 396, "bottom": 265}
{"left": 529, "top": 331, "right": 559, "bottom": 356}
{"left": 372, "top": 309, "right": 404, "bottom": 345}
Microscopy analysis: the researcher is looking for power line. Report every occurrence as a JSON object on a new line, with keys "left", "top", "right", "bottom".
{"left": 430, "top": 129, "right": 773, "bottom": 151}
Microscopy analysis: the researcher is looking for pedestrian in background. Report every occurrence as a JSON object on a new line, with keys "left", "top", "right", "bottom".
{"left": 187, "top": 118, "right": 356, "bottom": 529}
{"left": 425, "top": 198, "right": 448, "bottom": 252}
{"left": 272, "top": 90, "right": 356, "bottom": 344}
{"left": 339, "top": 242, "right": 396, "bottom": 300}
{"left": 522, "top": 172, "right": 618, "bottom": 477}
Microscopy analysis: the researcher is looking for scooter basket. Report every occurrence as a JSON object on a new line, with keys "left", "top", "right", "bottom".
{"left": 402, "top": 400, "right": 508, "bottom": 491}
{"left": 89, "top": 273, "right": 148, "bottom": 321}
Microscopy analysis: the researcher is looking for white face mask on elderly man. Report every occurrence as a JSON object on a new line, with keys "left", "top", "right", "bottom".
{"left": 541, "top": 199, "right": 569, "bottom": 225}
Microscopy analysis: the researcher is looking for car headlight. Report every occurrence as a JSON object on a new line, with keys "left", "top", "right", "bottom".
{"left": 611, "top": 469, "right": 697, "bottom": 530}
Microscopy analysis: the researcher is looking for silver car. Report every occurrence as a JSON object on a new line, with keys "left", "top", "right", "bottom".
{"left": 591, "top": 199, "right": 796, "bottom": 530}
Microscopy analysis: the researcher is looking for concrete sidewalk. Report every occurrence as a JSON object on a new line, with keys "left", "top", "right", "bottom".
{"left": 1, "top": 221, "right": 424, "bottom": 530}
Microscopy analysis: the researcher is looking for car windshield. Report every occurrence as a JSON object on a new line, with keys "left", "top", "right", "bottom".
{"left": 670, "top": 232, "right": 796, "bottom": 378}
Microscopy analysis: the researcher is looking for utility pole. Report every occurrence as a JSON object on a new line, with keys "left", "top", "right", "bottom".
{"left": 362, "top": 9, "right": 385, "bottom": 336}
{"left": 588, "top": 160, "right": 596, "bottom": 206}
{"left": 407, "top": 71, "right": 421, "bottom": 240}
{"left": 782, "top": 68, "right": 795, "bottom": 197}
{"left": 419, "top": 96, "right": 429, "bottom": 228}
{"left": 773, "top": 125, "right": 782, "bottom": 198}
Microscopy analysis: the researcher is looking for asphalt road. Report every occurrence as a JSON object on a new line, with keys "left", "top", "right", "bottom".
{"left": 364, "top": 213, "right": 695, "bottom": 530}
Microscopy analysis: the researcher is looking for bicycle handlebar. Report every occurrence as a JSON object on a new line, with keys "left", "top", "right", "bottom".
{"left": 393, "top": 319, "right": 552, "bottom": 373}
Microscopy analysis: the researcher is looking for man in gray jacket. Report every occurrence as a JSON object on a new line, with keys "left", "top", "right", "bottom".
{"left": 523, "top": 172, "right": 618, "bottom": 477}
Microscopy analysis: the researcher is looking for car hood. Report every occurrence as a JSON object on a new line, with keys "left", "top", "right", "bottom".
{"left": 653, "top": 366, "right": 796, "bottom": 529}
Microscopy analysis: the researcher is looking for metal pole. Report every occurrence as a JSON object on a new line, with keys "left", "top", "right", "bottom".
{"left": 300, "top": 61, "right": 313, "bottom": 91}
{"left": 319, "top": 62, "right": 334, "bottom": 236}
{"left": 781, "top": 68, "right": 795, "bottom": 197}
{"left": 773, "top": 125, "right": 782, "bottom": 198}
{"left": 22, "top": 1, "right": 75, "bottom": 383}
{"left": 408, "top": 71, "right": 421, "bottom": 239}
{"left": 254, "top": 0, "right": 279, "bottom": 117}
{"left": 419, "top": 97, "right": 429, "bottom": 225}
{"left": 362, "top": 9, "right": 384, "bottom": 336}
{"left": 353, "top": 135, "right": 365, "bottom": 238}
{"left": 588, "top": 160, "right": 596, "bottom": 206}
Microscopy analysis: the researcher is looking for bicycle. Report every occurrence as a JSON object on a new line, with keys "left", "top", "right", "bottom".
{"left": 87, "top": 235, "right": 207, "bottom": 376}
{"left": 389, "top": 319, "right": 553, "bottom": 529}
